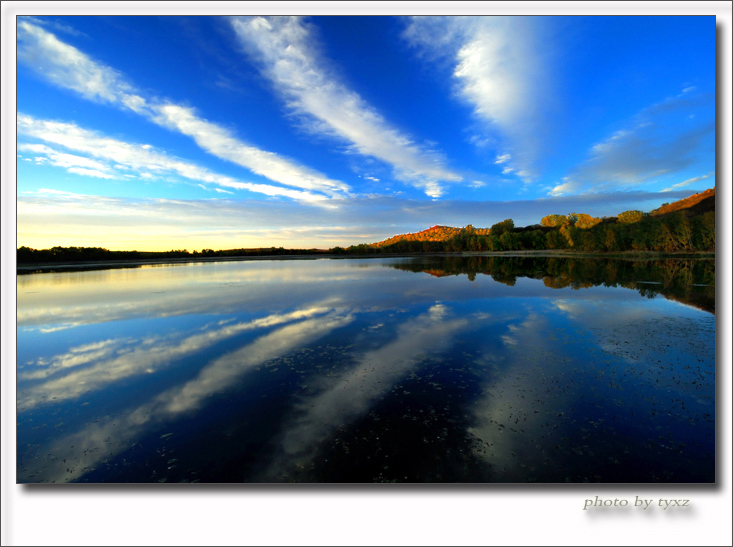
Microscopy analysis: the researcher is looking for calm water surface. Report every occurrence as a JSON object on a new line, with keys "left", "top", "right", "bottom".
{"left": 16, "top": 256, "right": 715, "bottom": 483}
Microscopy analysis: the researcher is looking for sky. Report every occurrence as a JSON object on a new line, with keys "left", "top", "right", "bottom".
{"left": 15, "top": 14, "right": 717, "bottom": 251}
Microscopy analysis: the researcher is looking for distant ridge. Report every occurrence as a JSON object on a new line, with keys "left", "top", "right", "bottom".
{"left": 371, "top": 188, "right": 715, "bottom": 248}
{"left": 651, "top": 187, "right": 715, "bottom": 217}
{"left": 371, "top": 224, "right": 491, "bottom": 248}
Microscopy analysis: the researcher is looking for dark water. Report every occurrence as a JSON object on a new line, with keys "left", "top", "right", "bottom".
{"left": 16, "top": 256, "right": 715, "bottom": 483}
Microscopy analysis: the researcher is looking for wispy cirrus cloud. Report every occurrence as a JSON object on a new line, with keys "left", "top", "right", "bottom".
{"left": 662, "top": 172, "right": 714, "bottom": 192}
{"left": 230, "top": 16, "right": 463, "bottom": 198}
{"left": 552, "top": 88, "right": 715, "bottom": 196}
{"left": 571, "top": 122, "right": 714, "bottom": 189}
{"left": 151, "top": 103, "right": 349, "bottom": 197}
{"left": 17, "top": 20, "right": 138, "bottom": 107}
{"left": 17, "top": 113, "right": 328, "bottom": 203}
{"left": 403, "top": 16, "right": 552, "bottom": 184}
{"left": 18, "top": 143, "right": 115, "bottom": 179}
{"left": 16, "top": 19, "right": 348, "bottom": 199}
{"left": 19, "top": 16, "right": 88, "bottom": 39}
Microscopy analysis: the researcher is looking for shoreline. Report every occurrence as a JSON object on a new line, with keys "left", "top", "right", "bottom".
{"left": 16, "top": 250, "right": 715, "bottom": 274}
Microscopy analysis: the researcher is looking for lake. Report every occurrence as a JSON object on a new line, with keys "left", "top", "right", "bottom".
{"left": 16, "top": 255, "right": 715, "bottom": 483}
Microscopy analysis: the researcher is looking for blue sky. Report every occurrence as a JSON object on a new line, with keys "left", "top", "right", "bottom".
{"left": 16, "top": 14, "right": 716, "bottom": 250}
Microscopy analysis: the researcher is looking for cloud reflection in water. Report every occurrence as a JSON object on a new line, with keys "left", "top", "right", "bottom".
{"left": 17, "top": 309, "right": 353, "bottom": 483}
{"left": 17, "top": 305, "right": 337, "bottom": 410}
{"left": 262, "top": 303, "right": 468, "bottom": 480}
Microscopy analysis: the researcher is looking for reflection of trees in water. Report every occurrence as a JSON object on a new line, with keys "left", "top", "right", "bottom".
{"left": 388, "top": 256, "right": 715, "bottom": 314}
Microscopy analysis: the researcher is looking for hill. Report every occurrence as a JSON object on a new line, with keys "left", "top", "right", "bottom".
{"left": 371, "top": 188, "right": 715, "bottom": 248}
{"left": 650, "top": 187, "right": 715, "bottom": 217}
{"left": 371, "top": 225, "right": 491, "bottom": 248}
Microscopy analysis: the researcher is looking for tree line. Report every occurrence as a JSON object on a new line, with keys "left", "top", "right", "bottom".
{"left": 16, "top": 245, "right": 328, "bottom": 264}
{"left": 333, "top": 209, "right": 714, "bottom": 255}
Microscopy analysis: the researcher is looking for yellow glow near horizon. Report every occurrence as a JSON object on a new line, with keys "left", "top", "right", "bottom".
{"left": 16, "top": 193, "right": 377, "bottom": 252}
{"left": 16, "top": 223, "right": 360, "bottom": 252}
{"left": 16, "top": 231, "right": 334, "bottom": 252}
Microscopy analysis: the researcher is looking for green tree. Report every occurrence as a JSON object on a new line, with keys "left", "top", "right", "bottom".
{"left": 487, "top": 235, "right": 502, "bottom": 251}
{"left": 691, "top": 212, "right": 715, "bottom": 251}
{"left": 499, "top": 231, "right": 518, "bottom": 250}
{"left": 546, "top": 230, "right": 568, "bottom": 249}
{"left": 666, "top": 211, "right": 693, "bottom": 251}
{"left": 490, "top": 219, "right": 515, "bottom": 237}
{"left": 603, "top": 226, "right": 619, "bottom": 252}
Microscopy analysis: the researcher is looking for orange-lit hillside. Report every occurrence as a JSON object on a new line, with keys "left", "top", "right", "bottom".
{"left": 651, "top": 187, "right": 715, "bottom": 216}
{"left": 371, "top": 225, "right": 491, "bottom": 248}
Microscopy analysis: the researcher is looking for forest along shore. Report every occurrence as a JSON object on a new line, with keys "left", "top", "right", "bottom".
{"left": 16, "top": 250, "right": 714, "bottom": 274}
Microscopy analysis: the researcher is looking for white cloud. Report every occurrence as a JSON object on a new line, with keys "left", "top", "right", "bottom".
{"left": 230, "top": 16, "right": 463, "bottom": 198}
{"left": 548, "top": 177, "right": 582, "bottom": 197}
{"left": 661, "top": 172, "right": 714, "bottom": 192}
{"left": 66, "top": 167, "right": 115, "bottom": 179}
{"left": 20, "top": 16, "right": 87, "bottom": 37}
{"left": 17, "top": 20, "right": 137, "bottom": 105}
{"left": 35, "top": 188, "right": 90, "bottom": 199}
{"left": 468, "top": 134, "right": 492, "bottom": 148}
{"left": 18, "top": 142, "right": 115, "bottom": 179}
{"left": 152, "top": 103, "right": 348, "bottom": 196}
{"left": 516, "top": 170, "right": 532, "bottom": 183}
{"left": 404, "top": 16, "right": 551, "bottom": 183}
{"left": 16, "top": 20, "right": 348, "bottom": 198}
{"left": 17, "top": 114, "right": 329, "bottom": 203}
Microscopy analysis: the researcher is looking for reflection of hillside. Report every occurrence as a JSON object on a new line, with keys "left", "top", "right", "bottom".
{"left": 388, "top": 256, "right": 715, "bottom": 314}
{"left": 424, "top": 269, "right": 451, "bottom": 278}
